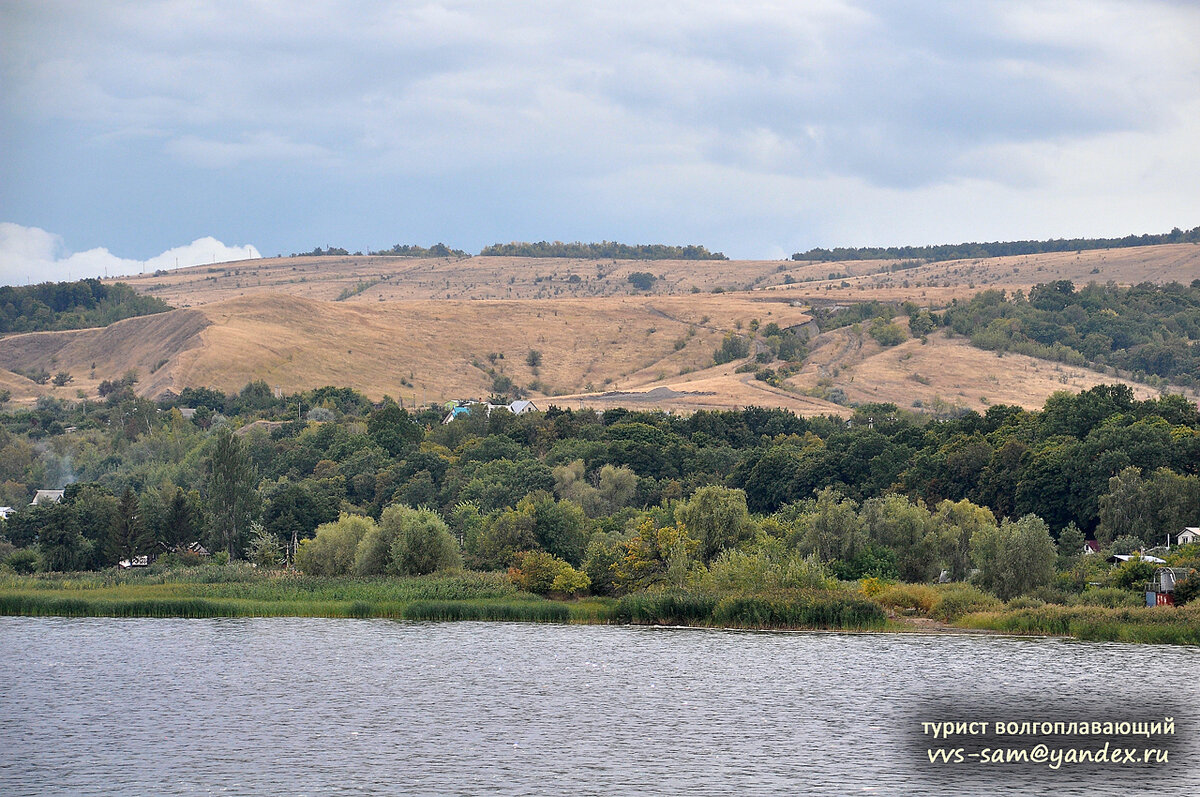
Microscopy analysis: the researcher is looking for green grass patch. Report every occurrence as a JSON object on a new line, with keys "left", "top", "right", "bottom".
{"left": 958, "top": 604, "right": 1200, "bottom": 645}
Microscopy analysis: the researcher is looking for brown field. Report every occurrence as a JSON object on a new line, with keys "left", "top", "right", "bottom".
{"left": 1, "top": 243, "right": 1194, "bottom": 413}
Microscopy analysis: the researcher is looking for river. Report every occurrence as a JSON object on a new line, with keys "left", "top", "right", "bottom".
{"left": 0, "top": 617, "right": 1196, "bottom": 795}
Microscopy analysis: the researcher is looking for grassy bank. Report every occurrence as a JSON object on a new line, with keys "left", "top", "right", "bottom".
{"left": 2, "top": 567, "right": 1196, "bottom": 642}
{"left": 957, "top": 604, "right": 1200, "bottom": 645}
{"left": 0, "top": 567, "right": 883, "bottom": 631}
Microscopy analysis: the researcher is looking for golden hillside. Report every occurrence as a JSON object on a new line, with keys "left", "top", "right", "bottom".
{"left": 1, "top": 243, "right": 1194, "bottom": 413}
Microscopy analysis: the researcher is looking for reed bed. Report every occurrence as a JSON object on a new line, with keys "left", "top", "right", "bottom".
{"left": 402, "top": 600, "right": 571, "bottom": 623}
{"left": 614, "top": 590, "right": 886, "bottom": 630}
{"left": 959, "top": 604, "right": 1200, "bottom": 645}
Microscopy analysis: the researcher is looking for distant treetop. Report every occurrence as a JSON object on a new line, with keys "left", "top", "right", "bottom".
{"left": 792, "top": 226, "right": 1200, "bottom": 263}
{"left": 291, "top": 246, "right": 352, "bottom": 257}
{"left": 368, "top": 243, "right": 469, "bottom": 258}
{"left": 479, "top": 241, "right": 728, "bottom": 260}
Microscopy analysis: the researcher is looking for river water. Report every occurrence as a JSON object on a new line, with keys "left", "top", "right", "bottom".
{"left": 0, "top": 617, "right": 1196, "bottom": 796}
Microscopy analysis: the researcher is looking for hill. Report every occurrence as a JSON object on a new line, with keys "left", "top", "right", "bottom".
{"left": 0, "top": 241, "right": 1194, "bottom": 413}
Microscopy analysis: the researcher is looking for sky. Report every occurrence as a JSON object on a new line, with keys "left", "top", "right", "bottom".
{"left": 1, "top": 0, "right": 1198, "bottom": 285}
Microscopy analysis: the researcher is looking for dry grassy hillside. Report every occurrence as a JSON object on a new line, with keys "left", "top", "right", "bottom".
{"left": 0, "top": 292, "right": 812, "bottom": 408}
{"left": 115, "top": 243, "right": 1200, "bottom": 308}
{"left": 2, "top": 242, "right": 1192, "bottom": 413}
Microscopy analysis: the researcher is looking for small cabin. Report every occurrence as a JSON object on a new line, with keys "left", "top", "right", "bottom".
{"left": 118, "top": 555, "right": 151, "bottom": 569}
{"left": 30, "top": 489, "right": 65, "bottom": 505}
{"left": 1145, "top": 567, "right": 1193, "bottom": 607}
{"left": 1179, "top": 527, "right": 1200, "bottom": 546}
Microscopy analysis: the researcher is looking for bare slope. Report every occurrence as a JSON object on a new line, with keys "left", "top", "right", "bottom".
{"left": 115, "top": 243, "right": 1200, "bottom": 308}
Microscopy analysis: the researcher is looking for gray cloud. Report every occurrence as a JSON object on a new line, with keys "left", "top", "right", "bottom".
{"left": 1, "top": 0, "right": 1198, "bottom": 260}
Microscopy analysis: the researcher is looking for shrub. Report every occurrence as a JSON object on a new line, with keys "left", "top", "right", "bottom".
{"left": 875, "top": 583, "right": 939, "bottom": 614}
{"left": 712, "top": 333, "right": 750, "bottom": 365}
{"left": 296, "top": 513, "right": 376, "bottom": 575}
{"left": 1068, "top": 586, "right": 1144, "bottom": 608}
{"left": 4, "top": 549, "right": 39, "bottom": 574}
{"left": 931, "top": 584, "right": 1001, "bottom": 621}
{"left": 386, "top": 506, "right": 461, "bottom": 576}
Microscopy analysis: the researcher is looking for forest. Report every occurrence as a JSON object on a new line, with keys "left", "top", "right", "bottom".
{"left": 792, "top": 225, "right": 1200, "bottom": 263}
{"left": 0, "top": 379, "right": 1196, "bottom": 630}
{"left": 0, "top": 279, "right": 171, "bottom": 334}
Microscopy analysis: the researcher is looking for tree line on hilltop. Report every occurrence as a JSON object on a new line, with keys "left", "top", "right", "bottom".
{"left": 792, "top": 225, "right": 1200, "bottom": 263}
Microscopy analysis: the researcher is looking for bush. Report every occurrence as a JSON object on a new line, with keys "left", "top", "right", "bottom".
{"left": 712, "top": 333, "right": 750, "bottom": 365}
{"left": 509, "top": 550, "right": 584, "bottom": 595}
{"left": 386, "top": 506, "right": 461, "bottom": 576}
{"left": 932, "top": 584, "right": 1001, "bottom": 621}
{"left": 875, "top": 583, "right": 939, "bottom": 614}
{"left": 296, "top": 513, "right": 377, "bottom": 576}
{"left": 1174, "top": 575, "right": 1199, "bottom": 606}
{"left": 1005, "top": 596, "right": 1045, "bottom": 610}
{"left": 4, "top": 549, "right": 39, "bottom": 574}
{"left": 1068, "top": 586, "right": 1144, "bottom": 608}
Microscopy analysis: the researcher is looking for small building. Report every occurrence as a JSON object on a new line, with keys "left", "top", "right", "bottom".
{"left": 1146, "top": 567, "right": 1194, "bottom": 607}
{"left": 1179, "top": 527, "right": 1200, "bottom": 546}
{"left": 442, "top": 405, "right": 474, "bottom": 424}
{"left": 178, "top": 407, "right": 197, "bottom": 419}
{"left": 0, "top": 506, "right": 13, "bottom": 520}
{"left": 186, "top": 541, "right": 210, "bottom": 557}
{"left": 118, "top": 555, "right": 151, "bottom": 569}
{"left": 30, "top": 489, "right": 65, "bottom": 506}
{"left": 508, "top": 399, "right": 539, "bottom": 415}
{"left": 1107, "top": 553, "right": 1166, "bottom": 565}
{"left": 1082, "top": 539, "right": 1101, "bottom": 555}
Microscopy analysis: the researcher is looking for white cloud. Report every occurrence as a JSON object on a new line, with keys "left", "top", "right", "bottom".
{"left": 0, "top": 223, "right": 260, "bottom": 286}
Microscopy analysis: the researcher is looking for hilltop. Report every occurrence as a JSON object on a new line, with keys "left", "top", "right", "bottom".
{"left": 0, "top": 240, "right": 1195, "bottom": 413}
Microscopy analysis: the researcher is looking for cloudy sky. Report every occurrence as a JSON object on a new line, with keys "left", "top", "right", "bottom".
{"left": 1, "top": 0, "right": 1198, "bottom": 284}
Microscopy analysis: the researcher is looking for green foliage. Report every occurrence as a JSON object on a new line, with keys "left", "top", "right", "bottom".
{"left": 627, "top": 272, "right": 657, "bottom": 291}
{"left": 970, "top": 514, "right": 1056, "bottom": 600}
{"left": 296, "top": 513, "right": 376, "bottom": 576}
{"left": 0, "top": 279, "right": 171, "bottom": 334}
{"left": 675, "top": 485, "right": 756, "bottom": 562}
{"left": 508, "top": 550, "right": 589, "bottom": 596}
{"left": 368, "top": 243, "right": 468, "bottom": 257}
{"left": 206, "top": 426, "right": 259, "bottom": 557}
{"left": 1173, "top": 575, "right": 1199, "bottom": 605}
{"left": 479, "top": 241, "right": 727, "bottom": 260}
{"left": 868, "top": 318, "right": 908, "bottom": 347}
{"left": 960, "top": 603, "right": 1200, "bottom": 644}
{"left": 1112, "top": 559, "right": 1157, "bottom": 590}
{"left": 247, "top": 521, "right": 282, "bottom": 568}
{"left": 701, "top": 543, "right": 834, "bottom": 592}
{"left": 712, "top": 332, "right": 750, "bottom": 365}
{"left": 942, "top": 281, "right": 1200, "bottom": 386}
{"left": 792, "top": 226, "right": 1200, "bottom": 263}
{"left": 384, "top": 505, "right": 461, "bottom": 576}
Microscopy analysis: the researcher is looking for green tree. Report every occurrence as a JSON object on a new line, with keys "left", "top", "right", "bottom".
{"left": 970, "top": 514, "right": 1056, "bottom": 600}
{"left": 105, "top": 487, "right": 153, "bottom": 566}
{"left": 793, "top": 488, "right": 864, "bottom": 564}
{"left": 385, "top": 505, "right": 461, "bottom": 575}
{"left": 1096, "top": 467, "right": 1153, "bottom": 547}
{"left": 296, "top": 513, "right": 376, "bottom": 576}
{"left": 675, "top": 485, "right": 756, "bottom": 562}
{"left": 367, "top": 397, "right": 423, "bottom": 457}
{"left": 247, "top": 521, "right": 282, "bottom": 568}
{"left": 206, "top": 426, "right": 259, "bottom": 558}
{"left": 933, "top": 498, "right": 997, "bottom": 581}
{"left": 1056, "top": 522, "right": 1085, "bottom": 569}
{"left": 37, "top": 503, "right": 89, "bottom": 572}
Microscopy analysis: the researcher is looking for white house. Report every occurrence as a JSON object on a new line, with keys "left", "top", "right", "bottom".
{"left": 508, "top": 399, "right": 539, "bottom": 415}
{"left": 1179, "top": 527, "right": 1200, "bottom": 546}
{"left": 30, "top": 489, "right": 65, "bottom": 506}
{"left": 0, "top": 506, "right": 13, "bottom": 520}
